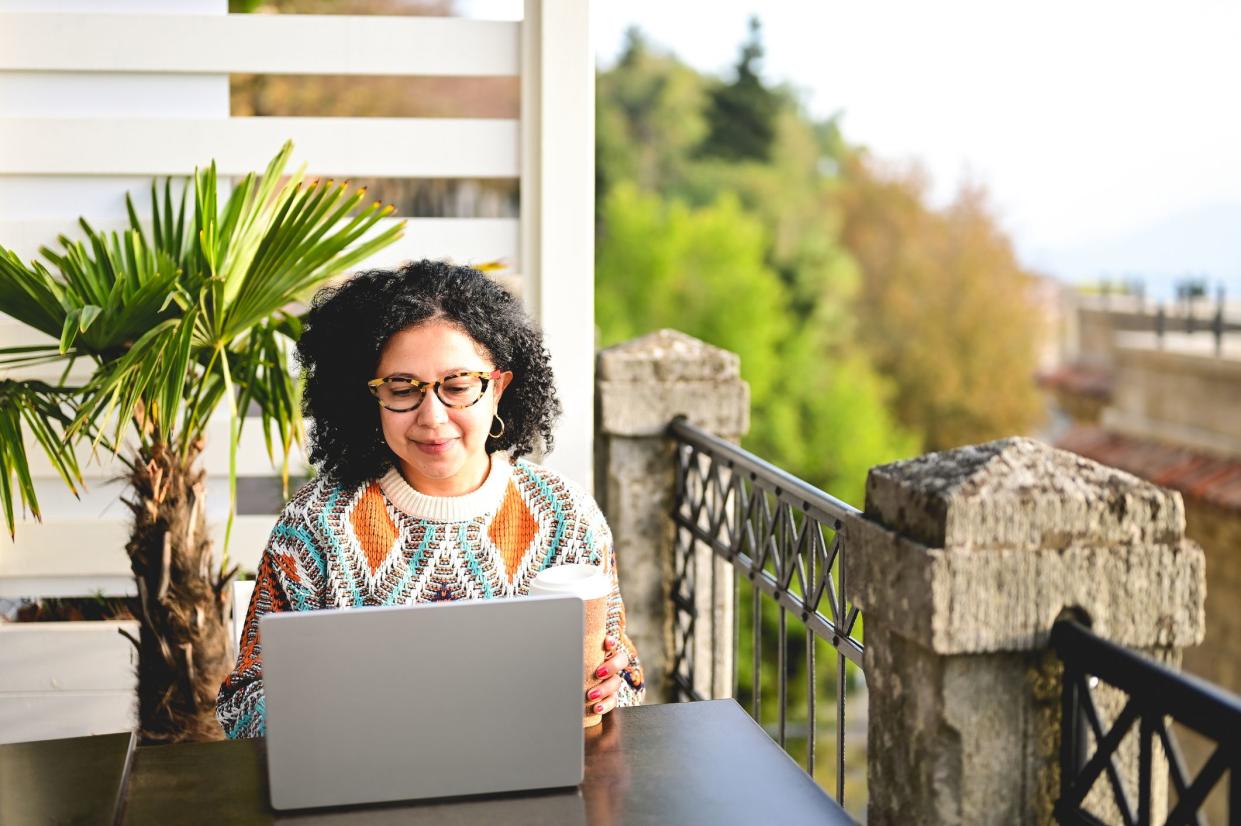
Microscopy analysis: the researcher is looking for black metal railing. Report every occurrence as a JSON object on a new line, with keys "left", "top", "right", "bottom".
{"left": 1052, "top": 620, "right": 1241, "bottom": 825}
{"left": 1079, "top": 284, "right": 1240, "bottom": 357}
{"left": 667, "top": 417, "right": 864, "bottom": 807}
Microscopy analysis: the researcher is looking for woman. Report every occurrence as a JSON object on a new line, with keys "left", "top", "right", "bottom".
{"left": 216, "top": 260, "right": 644, "bottom": 738}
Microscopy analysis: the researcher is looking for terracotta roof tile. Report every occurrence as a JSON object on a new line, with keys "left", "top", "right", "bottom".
{"left": 1057, "top": 427, "right": 1241, "bottom": 512}
{"left": 1037, "top": 365, "right": 1114, "bottom": 399}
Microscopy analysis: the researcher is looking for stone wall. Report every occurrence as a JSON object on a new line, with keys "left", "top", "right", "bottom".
{"left": 1179, "top": 499, "right": 1241, "bottom": 824}
{"left": 1183, "top": 501, "right": 1241, "bottom": 692}
{"left": 1106, "top": 345, "right": 1241, "bottom": 455}
{"left": 1075, "top": 307, "right": 1121, "bottom": 367}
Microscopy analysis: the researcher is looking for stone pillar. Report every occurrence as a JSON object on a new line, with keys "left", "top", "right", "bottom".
{"left": 595, "top": 330, "right": 749, "bottom": 704}
{"left": 844, "top": 437, "right": 1205, "bottom": 825}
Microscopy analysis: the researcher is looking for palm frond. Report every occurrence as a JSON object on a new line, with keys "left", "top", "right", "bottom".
{"left": 12, "top": 222, "right": 182, "bottom": 360}
{"left": 0, "top": 344, "right": 73, "bottom": 370}
{"left": 68, "top": 318, "right": 183, "bottom": 451}
{"left": 0, "top": 142, "right": 402, "bottom": 545}
{"left": 229, "top": 312, "right": 305, "bottom": 492}
{"left": 0, "top": 249, "right": 67, "bottom": 341}
{"left": 0, "top": 380, "right": 83, "bottom": 538}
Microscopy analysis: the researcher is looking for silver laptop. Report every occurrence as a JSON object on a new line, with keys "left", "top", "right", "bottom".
{"left": 261, "top": 595, "right": 586, "bottom": 811}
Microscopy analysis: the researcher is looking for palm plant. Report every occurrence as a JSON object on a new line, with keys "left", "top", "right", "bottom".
{"left": 0, "top": 142, "right": 402, "bottom": 743}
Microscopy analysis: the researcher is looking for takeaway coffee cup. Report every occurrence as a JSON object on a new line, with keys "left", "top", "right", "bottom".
{"left": 528, "top": 563, "right": 612, "bottom": 727}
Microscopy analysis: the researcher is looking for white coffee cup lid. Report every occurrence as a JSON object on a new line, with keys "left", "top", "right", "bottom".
{"left": 528, "top": 563, "right": 611, "bottom": 600}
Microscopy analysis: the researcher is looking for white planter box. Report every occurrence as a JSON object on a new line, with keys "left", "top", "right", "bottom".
{"left": 0, "top": 620, "right": 137, "bottom": 744}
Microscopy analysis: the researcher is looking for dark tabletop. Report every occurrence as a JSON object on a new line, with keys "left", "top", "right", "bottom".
{"left": 0, "top": 729, "right": 134, "bottom": 826}
{"left": 4, "top": 700, "right": 855, "bottom": 826}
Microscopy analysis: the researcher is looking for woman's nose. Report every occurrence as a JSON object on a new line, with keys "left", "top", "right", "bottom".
{"left": 414, "top": 389, "right": 450, "bottom": 425}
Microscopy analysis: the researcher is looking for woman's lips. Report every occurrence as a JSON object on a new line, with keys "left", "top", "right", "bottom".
{"left": 414, "top": 438, "right": 455, "bottom": 455}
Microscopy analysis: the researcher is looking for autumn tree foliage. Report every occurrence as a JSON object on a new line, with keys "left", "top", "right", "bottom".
{"left": 838, "top": 153, "right": 1045, "bottom": 450}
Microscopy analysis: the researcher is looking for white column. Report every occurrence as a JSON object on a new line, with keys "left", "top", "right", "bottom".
{"left": 520, "top": 0, "right": 595, "bottom": 491}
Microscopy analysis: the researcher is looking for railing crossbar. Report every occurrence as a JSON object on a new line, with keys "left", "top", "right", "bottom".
{"left": 1152, "top": 717, "right": 1198, "bottom": 820}
{"left": 671, "top": 672, "right": 703, "bottom": 703}
{"left": 1063, "top": 693, "right": 1140, "bottom": 825}
{"left": 672, "top": 513, "right": 865, "bottom": 667}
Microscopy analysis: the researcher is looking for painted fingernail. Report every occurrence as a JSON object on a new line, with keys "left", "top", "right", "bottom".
{"left": 588, "top": 688, "right": 602, "bottom": 701}
{"left": 595, "top": 666, "right": 609, "bottom": 679}
{"left": 604, "top": 636, "right": 616, "bottom": 649}
{"left": 594, "top": 703, "right": 605, "bottom": 714}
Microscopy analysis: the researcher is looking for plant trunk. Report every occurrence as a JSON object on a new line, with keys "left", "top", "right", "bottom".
{"left": 124, "top": 441, "right": 234, "bottom": 744}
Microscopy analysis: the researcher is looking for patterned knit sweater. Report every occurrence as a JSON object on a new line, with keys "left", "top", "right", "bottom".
{"left": 215, "top": 454, "right": 645, "bottom": 739}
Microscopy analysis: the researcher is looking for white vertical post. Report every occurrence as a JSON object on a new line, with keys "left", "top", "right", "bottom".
{"left": 520, "top": 0, "right": 595, "bottom": 491}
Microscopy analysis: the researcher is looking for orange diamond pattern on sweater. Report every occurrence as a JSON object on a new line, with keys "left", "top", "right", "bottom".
{"left": 488, "top": 481, "right": 537, "bottom": 581}
{"left": 350, "top": 483, "right": 398, "bottom": 575}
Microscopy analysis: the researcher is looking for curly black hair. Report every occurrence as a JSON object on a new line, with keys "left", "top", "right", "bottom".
{"left": 296, "top": 260, "right": 561, "bottom": 488}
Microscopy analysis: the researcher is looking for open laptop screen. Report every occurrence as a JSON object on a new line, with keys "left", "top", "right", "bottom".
{"left": 262, "top": 595, "right": 585, "bottom": 810}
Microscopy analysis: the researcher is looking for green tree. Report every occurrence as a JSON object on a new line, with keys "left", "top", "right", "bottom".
{"left": 596, "top": 184, "right": 916, "bottom": 504}
{"left": 596, "top": 34, "right": 925, "bottom": 804}
{"left": 596, "top": 183, "right": 785, "bottom": 404}
{"left": 596, "top": 28, "right": 709, "bottom": 208}
{"left": 699, "top": 17, "right": 781, "bottom": 163}
{"left": 0, "top": 143, "right": 401, "bottom": 743}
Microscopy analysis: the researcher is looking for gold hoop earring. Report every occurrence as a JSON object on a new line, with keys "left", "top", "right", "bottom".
{"left": 489, "top": 414, "right": 506, "bottom": 439}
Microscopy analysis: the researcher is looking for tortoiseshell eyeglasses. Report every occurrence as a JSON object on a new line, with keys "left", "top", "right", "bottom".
{"left": 366, "top": 370, "right": 503, "bottom": 412}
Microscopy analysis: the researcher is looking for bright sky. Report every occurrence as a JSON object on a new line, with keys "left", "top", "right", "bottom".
{"left": 463, "top": 1, "right": 1241, "bottom": 293}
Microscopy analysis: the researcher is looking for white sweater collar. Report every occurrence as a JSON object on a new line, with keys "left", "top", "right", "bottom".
{"left": 378, "top": 453, "right": 513, "bottom": 522}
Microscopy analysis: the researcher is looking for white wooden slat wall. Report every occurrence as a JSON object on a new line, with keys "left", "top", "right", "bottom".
{"left": 0, "top": 0, "right": 595, "bottom": 743}
{"left": 0, "top": 117, "right": 520, "bottom": 177}
{"left": 0, "top": 13, "right": 520, "bottom": 76}
{"left": 1, "top": 5, "right": 530, "bottom": 578}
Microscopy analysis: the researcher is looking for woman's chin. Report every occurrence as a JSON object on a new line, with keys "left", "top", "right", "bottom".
{"left": 398, "top": 448, "right": 490, "bottom": 496}
{"left": 405, "top": 455, "right": 462, "bottom": 480}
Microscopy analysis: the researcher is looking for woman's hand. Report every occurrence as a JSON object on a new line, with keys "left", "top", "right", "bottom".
{"left": 586, "top": 635, "right": 629, "bottom": 717}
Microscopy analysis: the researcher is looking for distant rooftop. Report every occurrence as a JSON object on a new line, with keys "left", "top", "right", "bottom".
{"left": 1059, "top": 426, "right": 1241, "bottom": 513}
